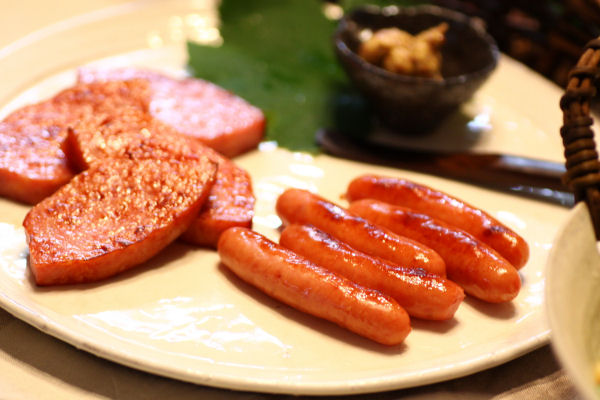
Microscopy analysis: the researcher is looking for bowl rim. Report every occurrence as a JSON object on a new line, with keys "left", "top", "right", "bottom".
{"left": 545, "top": 202, "right": 600, "bottom": 400}
{"left": 333, "top": 4, "right": 500, "bottom": 87}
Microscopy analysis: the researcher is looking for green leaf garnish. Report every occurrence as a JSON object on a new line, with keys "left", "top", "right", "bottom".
{"left": 187, "top": 0, "right": 414, "bottom": 152}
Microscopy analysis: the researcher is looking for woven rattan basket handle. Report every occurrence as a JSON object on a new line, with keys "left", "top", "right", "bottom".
{"left": 560, "top": 37, "right": 600, "bottom": 238}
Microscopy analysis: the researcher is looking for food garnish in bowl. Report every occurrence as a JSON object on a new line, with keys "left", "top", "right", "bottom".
{"left": 358, "top": 23, "right": 448, "bottom": 79}
{"left": 333, "top": 5, "right": 499, "bottom": 133}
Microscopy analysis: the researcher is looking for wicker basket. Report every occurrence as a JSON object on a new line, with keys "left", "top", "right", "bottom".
{"left": 433, "top": 0, "right": 600, "bottom": 87}
{"left": 560, "top": 37, "right": 600, "bottom": 237}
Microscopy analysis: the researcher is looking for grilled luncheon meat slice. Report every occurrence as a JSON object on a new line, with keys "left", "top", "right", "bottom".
{"left": 67, "top": 108, "right": 255, "bottom": 247}
{"left": 78, "top": 67, "right": 266, "bottom": 158}
{"left": 23, "top": 155, "right": 217, "bottom": 286}
{"left": 178, "top": 156, "right": 254, "bottom": 247}
{"left": 0, "top": 104, "right": 75, "bottom": 205}
{"left": 0, "top": 79, "right": 150, "bottom": 204}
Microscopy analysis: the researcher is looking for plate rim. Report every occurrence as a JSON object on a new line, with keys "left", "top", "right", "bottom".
{"left": 0, "top": 0, "right": 564, "bottom": 395}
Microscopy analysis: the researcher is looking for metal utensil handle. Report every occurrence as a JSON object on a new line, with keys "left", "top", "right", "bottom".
{"left": 560, "top": 37, "right": 600, "bottom": 238}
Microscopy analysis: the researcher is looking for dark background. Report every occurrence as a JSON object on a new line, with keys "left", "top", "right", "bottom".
{"left": 432, "top": 0, "right": 600, "bottom": 88}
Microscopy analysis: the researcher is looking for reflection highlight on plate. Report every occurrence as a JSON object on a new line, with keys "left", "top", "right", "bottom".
{"left": 0, "top": 223, "right": 28, "bottom": 282}
{"left": 466, "top": 109, "right": 492, "bottom": 133}
{"left": 77, "top": 298, "right": 292, "bottom": 357}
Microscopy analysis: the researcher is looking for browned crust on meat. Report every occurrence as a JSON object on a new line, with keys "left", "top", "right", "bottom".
{"left": 23, "top": 156, "right": 217, "bottom": 285}
{"left": 0, "top": 79, "right": 151, "bottom": 204}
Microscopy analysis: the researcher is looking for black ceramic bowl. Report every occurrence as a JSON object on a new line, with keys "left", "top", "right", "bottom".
{"left": 333, "top": 5, "right": 499, "bottom": 133}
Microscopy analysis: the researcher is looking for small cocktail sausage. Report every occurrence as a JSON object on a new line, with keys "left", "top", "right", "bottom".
{"left": 279, "top": 224, "right": 464, "bottom": 320}
{"left": 276, "top": 188, "right": 446, "bottom": 277}
{"left": 349, "top": 199, "right": 521, "bottom": 303}
{"left": 346, "top": 175, "right": 529, "bottom": 269}
{"left": 217, "top": 227, "right": 411, "bottom": 345}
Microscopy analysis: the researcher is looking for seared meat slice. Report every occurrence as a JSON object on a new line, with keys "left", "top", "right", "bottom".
{"left": 23, "top": 155, "right": 217, "bottom": 285}
{"left": 68, "top": 108, "right": 255, "bottom": 248}
{"left": 0, "top": 79, "right": 150, "bottom": 204}
{"left": 78, "top": 67, "right": 266, "bottom": 158}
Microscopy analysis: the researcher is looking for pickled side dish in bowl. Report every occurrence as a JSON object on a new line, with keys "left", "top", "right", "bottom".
{"left": 333, "top": 4, "right": 499, "bottom": 133}
{"left": 358, "top": 22, "right": 448, "bottom": 79}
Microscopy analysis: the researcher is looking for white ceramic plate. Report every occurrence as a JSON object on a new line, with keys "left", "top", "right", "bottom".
{"left": 0, "top": 0, "right": 571, "bottom": 395}
{"left": 546, "top": 202, "right": 600, "bottom": 400}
